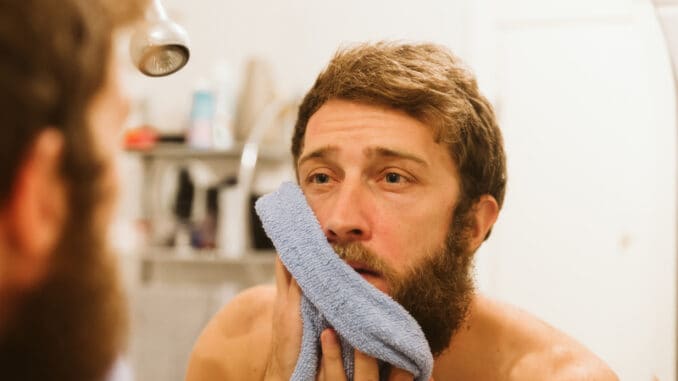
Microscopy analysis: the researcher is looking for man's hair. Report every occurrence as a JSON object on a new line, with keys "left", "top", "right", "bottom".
{"left": 0, "top": 1, "right": 146, "bottom": 379}
{"left": 0, "top": 0, "right": 146, "bottom": 204}
{"left": 292, "top": 42, "right": 507, "bottom": 226}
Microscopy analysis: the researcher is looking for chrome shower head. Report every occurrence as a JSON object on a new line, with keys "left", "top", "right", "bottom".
{"left": 130, "top": 0, "right": 190, "bottom": 77}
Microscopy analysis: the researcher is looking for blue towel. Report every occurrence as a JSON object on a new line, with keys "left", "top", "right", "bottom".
{"left": 255, "top": 181, "right": 433, "bottom": 381}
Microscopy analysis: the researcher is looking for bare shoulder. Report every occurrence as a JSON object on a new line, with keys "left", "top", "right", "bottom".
{"left": 185, "top": 284, "right": 276, "bottom": 381}
{"left": 510, "top": 343, "right": 619, "bottom": 381}
{"left": 475, "top": 295, "right": 618, "bottom": 381}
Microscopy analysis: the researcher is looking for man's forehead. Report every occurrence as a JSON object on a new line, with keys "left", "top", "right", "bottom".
{"left": 304, "top": 101, "right": 434, "bottom": 143}
{"left": 298, "top": 99, "right": 457, "bottom": 169}
{"left": 306, "top": 99, "right": 413, "bottom": 129}
{"left": 297, "top": 144, "right": 429, "bottom": 168}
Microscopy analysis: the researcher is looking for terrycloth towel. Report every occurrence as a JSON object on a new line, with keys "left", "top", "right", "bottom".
{"left": 255, "top": 181, "right": 433, "bottom": 381}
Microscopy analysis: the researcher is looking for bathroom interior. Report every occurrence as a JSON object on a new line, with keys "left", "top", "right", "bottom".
{"left": 112, "top": 0, "right": 677, "bottom": 379}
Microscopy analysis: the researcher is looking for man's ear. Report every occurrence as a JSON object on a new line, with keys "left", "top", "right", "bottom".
{"left": 2, "top": 128, "right": 67, "bottom": 289}
{"left": 468, "top": 195, "right": 499, "bottom": 253}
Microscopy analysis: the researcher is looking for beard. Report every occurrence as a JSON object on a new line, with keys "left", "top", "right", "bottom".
{"left": 333, "top": 210, "right": 475, "bottom": 357}
{"left": 0, "top": 155, "right": 126, "bottom": 380}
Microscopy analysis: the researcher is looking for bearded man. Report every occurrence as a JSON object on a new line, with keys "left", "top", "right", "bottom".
{"left": 0, "top": 1, "right": 146, "bottom": 380}
{"left": 186, "top": 42, "right": 618, "bottom": 381}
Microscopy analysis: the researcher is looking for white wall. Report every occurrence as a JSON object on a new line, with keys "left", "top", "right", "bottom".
{"left": 123, "top": 0, "right": 468, "bottom": 133}
{"left": 475, "top": 1, "right": 676, "bottom": 380}
{"left": 117, "top": 1, "right": 677, "bottom": 380}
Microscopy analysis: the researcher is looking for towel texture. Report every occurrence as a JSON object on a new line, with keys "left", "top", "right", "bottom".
{"left": 255, "top": 181, "right": 433, "bottom": 381}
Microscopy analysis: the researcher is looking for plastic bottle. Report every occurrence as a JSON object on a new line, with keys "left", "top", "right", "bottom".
{"left": 187, "top": 79, "right": 215, "bottom": 149}
{"left": 211, "top": 61, "right": 237, "bottom": 150}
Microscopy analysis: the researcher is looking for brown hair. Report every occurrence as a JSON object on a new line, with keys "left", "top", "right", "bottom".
{"left": 0, "top": 1, "right": 146, "bottom": 379}
{"left": 0, "top": 0, "right": 146, "bottom": 204}
{"left": 292, "top": 42, "right": 507, "bottom": 226}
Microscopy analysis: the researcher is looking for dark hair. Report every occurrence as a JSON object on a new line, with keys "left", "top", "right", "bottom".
{"left": 0, "top": 1, "right": 147, "bottom": 379}
{"left": 292, "top": 42, "right": 507, "bottom": 229}
{"left": 0, "top": 0, "right": 146, "bottom": 205}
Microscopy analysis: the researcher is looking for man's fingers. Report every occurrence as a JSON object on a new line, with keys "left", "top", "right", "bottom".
{"left": 268, "top": 257, "right": 304, "bottom": 380}
{"left": 318, "top": 332, "right": 412, "bottom": 381}
{"left": 320, "top": 329, "right": 347, "bottom": 381}
{"left": 275, "top": 258, "right": 303, "bottom": 347}
{"left": 317, "top": 362, "right": 325, "bottom": 381}
{"left": 354, "top": 350, "right": 379, "bottom": 381}
{"left": 282, "top": 278, "right": 303, "bottom": 325}
{"left": 387, "top": 367, "right": 414, "bottom": 381}
{"left": 274, "top": 257, "right": 291, "bottom": 300}
{"left": 288, "top": 277, "right": 302, "bottom": 305}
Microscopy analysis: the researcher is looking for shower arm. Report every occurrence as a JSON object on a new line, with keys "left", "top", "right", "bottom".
{"left": 148, "top": 0, "right": 169, "bottom": 21}
{"left": 232, "top": 99, "right": 289, "bottom": 255}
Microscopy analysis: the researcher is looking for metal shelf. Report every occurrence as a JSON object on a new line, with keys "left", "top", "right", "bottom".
{"left": 125, "top": 143, "right": 289, "bottom": 161}
{"left": 137, "top": 247, "right": 277, "bottom": 284}
{"left": 139, "top": 247, "right": 276, "bottom": 265}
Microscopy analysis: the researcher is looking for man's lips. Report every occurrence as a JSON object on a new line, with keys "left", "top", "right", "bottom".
{"left": 346, "top": 261, "right": 381, "bottom": 277}
{"left": 345, "top": 260, "right": 390, "bottom": 294}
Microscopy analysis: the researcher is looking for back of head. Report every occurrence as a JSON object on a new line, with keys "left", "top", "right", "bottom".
{"left": 0, "top": 1, "right": 146, "bottom": 380}
{"left": 292, "top": 42, "right": 507, "bottom": 224}
{"left": 0, "top": 0, "right": 146, "bottom": 205}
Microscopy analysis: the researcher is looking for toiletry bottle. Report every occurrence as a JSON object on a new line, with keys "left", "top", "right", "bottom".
{"left": 211, "top": 61, "right": 236, "bottom": 150}
{"left": 173, "top": 167, "right": 194, "bottom": 252}
{"left": 217, "top": 176, "right": 244, "bottom": 258}
{"left": 187, "top": 79, "right": 215, "bottom": 149}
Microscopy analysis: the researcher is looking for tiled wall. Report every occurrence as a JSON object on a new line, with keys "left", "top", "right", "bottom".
{"left": 124, "top": 259, "right": 275, "bottom": 381}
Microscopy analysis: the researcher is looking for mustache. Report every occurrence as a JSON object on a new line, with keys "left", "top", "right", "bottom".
{"left": 332, "top": 243, "right": 398, "bottom": 285}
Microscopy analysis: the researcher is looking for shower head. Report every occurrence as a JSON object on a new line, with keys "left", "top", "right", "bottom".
{"left": 130, "top": 0, "right": 190, "bottom": 77}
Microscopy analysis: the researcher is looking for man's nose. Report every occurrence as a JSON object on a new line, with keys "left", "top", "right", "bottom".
{"left": 323, "top": 181, "right": 372, "bottom": 245}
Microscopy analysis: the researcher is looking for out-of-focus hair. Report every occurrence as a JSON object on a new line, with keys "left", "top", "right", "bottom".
{"left": 0, "top": 2, "right": 147, "bottom": 379}
{"left": 0, "top": 0, "right": 147, "bottom": 204}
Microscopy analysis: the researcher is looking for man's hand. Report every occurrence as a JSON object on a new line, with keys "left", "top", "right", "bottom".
{"left": 317, "top": 328, "right": 417, "bottom": 381}
{"left": 264, "top": 258, "right": 304, "bottom": 381}
{"left": 265, "top": 258, "right": 429, "bottom": 381}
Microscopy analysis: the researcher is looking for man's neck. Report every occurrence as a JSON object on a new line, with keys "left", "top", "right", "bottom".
{"left": 431, "top": 294, "right": 516, "bottom": 380}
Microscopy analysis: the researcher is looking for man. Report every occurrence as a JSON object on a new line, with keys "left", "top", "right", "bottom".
{"left": 0, "top": 1, "right": 146, "bottom": 379}
{"left": 186, "top": 42, "right": 618, "bottom": 380}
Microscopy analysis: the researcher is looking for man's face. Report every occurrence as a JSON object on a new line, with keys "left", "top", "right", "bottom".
{"left": 298, "top": 99, "right": 475, "bottom": 355}
{"left": 298, "top": 99, "right": 461, "bottom": 292}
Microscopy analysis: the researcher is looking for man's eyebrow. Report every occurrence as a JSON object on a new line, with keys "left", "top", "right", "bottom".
{"left": 297, "top": 146, "right": 339, "bottom": 167}
{"left": 367, "top": 147, "right": 428, "bottom": 167}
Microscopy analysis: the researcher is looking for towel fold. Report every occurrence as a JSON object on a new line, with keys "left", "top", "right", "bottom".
{"left": 255, "top": 181, "right": 433, "bottom": 381}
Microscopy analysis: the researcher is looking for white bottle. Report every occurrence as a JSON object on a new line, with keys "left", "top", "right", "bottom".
{"left": 187, "top": 78, "right": 214, "bottom": 149}
{"left": 217, "top": 177, "right": 245, "bottom": 258}
{"left": 211, "top": 61, "right": 236, "bottom": 150}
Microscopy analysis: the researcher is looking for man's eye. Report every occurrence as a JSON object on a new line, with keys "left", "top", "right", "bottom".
{"left": 385, "top": 172, "right": 403, "bottom": 183}
{"left": 311, "top": 173, "right": 330, "bottom": 184}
